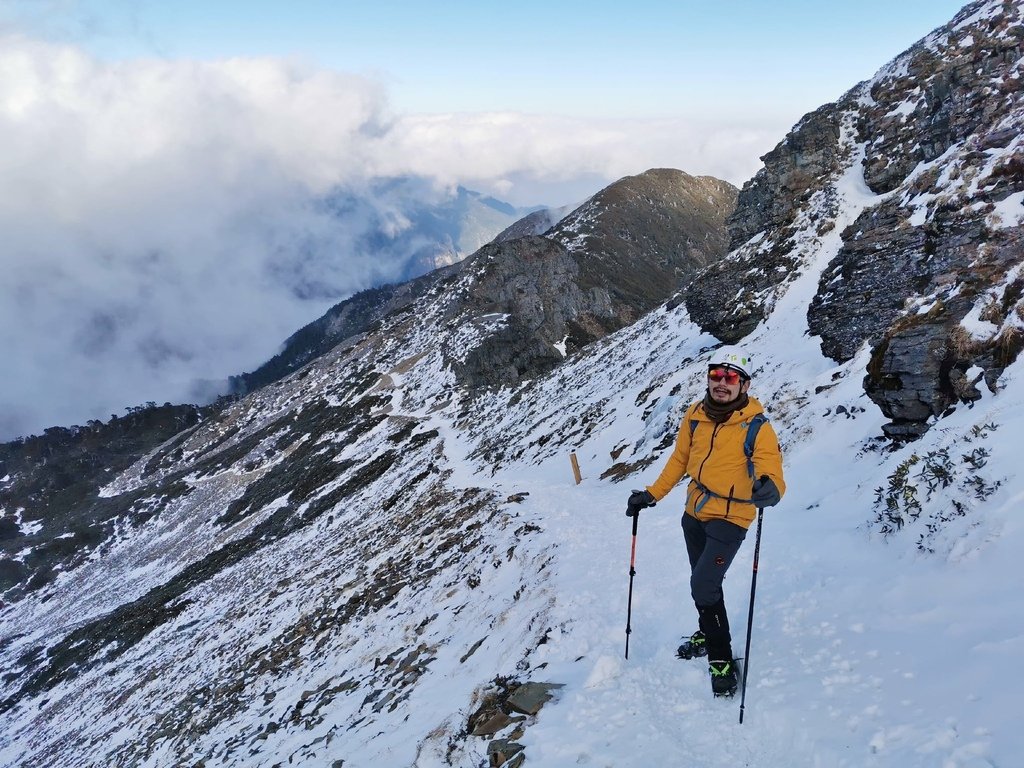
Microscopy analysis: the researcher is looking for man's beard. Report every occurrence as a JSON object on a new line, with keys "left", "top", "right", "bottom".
{"left": 709, "top": 387, "right": 741, "bottom": 403}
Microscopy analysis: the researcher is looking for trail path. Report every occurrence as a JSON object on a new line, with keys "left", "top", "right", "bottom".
{"left": 483, "top": 448, "right": 1021, "bottom": 768}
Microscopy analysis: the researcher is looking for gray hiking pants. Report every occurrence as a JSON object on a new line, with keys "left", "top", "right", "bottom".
{"left": 681, "top": 514, "right": 747, "bottom": 607}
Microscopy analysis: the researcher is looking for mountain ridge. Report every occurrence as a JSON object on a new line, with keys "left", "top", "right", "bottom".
{"left": 232, "top": 168, "right": 737, "bottom": 394}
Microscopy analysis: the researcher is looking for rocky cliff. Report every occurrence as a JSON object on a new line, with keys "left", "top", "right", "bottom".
{"left": 455, "top": 169, "right": 737, "bottom": 387}
{"left": 689, "top": 0, "right": 1024, "bottom": 438}
{"left": 491, "top": 203, "right": 575, "bottom": 243}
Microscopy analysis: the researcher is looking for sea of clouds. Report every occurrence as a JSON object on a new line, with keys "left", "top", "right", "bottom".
{"left": 0, "top": 34, "right": 787, "bottom": 440}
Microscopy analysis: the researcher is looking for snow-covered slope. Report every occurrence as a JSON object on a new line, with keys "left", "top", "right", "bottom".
{"left": 2, "top": 2, "right": 1022, "bottom": 767}
{"left": 4, "top": 234, "right": 1020, "bottom": 766}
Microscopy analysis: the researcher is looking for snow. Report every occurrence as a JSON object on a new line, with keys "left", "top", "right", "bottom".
{"left": 417, "top": 82, "right": 1024, "bottom": 766}
{"left": 960, "top": 264, "right": 1024, "bottom": 345}
{"left": 952, "top": 2, "right": 1001, "bottom": 34}
{"left": 960, "top": 293, "right": 1001, "bottom": 341}
{"left": 885, "top": 98, "right": 918, "bottom": 119}
{"left": 2, "top": 280, "right": 1022, "bottom": 768}
{"left": 907, "top": 195, "right": 932, "bottom": 226}
{"left": 460, "top": 335, "right": 1023, "bottom": 768}
{"left": 986, "top": 191, "right": 1024, "bottom": 230}
{"left": 744, "top": 231, "right": 766, "bottom": 247}
{"left": 421, "top": 347, "right": 1023, "bottom": 767}
{"left": 417, "top": 113, "right": 1024, "bottom": 762}
{"left": 2, "top": 507, "right": 42, "bottom": 537}
{"left": 912, "top": 296, "right": 940, "bottom": 315}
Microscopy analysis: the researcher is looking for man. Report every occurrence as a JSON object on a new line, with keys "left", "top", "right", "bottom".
{"left": 626, "top": 347, "right": 785, "bottom": 697}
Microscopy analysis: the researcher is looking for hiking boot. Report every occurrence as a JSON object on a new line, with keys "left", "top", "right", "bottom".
{"left": 676, "top": 630, "right": 707, "bottom": 659}
{"left": 709, "top": 659, "right": 739, "bottom": 697}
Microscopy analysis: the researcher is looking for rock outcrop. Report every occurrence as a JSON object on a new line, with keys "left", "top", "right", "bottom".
{"left": 453, "top": 169, "right": 737, "bottom": 387}
{"left": 689, "top": 0, "right": 1024, "bottom": 438}
{"left": 491, "top": 204, "right": 574, "bottom": 243}
{"left": 814, "top": 1, "right": 1024, "bottom": 439}
{"left": 685, "top": 104, "right": 847, "bottom": 343}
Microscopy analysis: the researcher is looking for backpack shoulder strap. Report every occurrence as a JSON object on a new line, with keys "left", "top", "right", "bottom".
{"left": 743, "top": 413, "right": 768, "bottom": 478}
{"left": 687, "top": 400, "right": 703, "bottom": 438}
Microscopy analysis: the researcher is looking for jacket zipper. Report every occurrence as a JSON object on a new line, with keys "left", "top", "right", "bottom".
{"left": 724, "top": 484, "right": 734, "bottom": 519}
{"left": 696, "top": 422, "right": 720, "bottom": 486}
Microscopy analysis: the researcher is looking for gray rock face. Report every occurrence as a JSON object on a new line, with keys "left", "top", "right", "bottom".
{"left": 454, "top": 237, "right": 593, "bottom": 388}
{"left": 807, "top": 197, "right": 954, "bottom": 364}
{"left": 861, "top": 228, "right": 1023, "bottom": 439}
{"left": 685, "top": 104, "right": 847, "bottom": 342}
{"left": 727, "top": 104, "right": 845, "bottom": 251}
{"left": 449, "top": 168, "right": 737, "bottom": 388}
{"left": 860, "top": 17, "right": 1024, "bottom": 195}
{"left": 813, "top": 3, "right": 1024, "bottom": 438}
{"left": 690, "top": 0, "right": 1024, "bottom": 438}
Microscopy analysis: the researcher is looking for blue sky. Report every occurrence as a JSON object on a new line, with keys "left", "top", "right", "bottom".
{"left": 6, "top": 0, "right": 968, "bottom": 121}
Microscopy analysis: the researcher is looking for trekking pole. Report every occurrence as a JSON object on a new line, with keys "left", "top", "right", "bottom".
{"left": 624, "top": 510, "right": 640, "bottom": 659}
{"left": 738, "top": 506, "right": 764, "bottom": 724}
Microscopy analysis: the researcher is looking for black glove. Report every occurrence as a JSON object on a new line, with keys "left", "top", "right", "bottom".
{"left": 626, "top": 489, "right": 656, "bottom": 517}
{"left": 750, "top": 475, "right": 781, "bottom": 507}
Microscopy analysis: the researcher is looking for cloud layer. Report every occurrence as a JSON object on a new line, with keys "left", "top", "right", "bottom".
{"left": 0, "top": 36, "right": 790, "bottom": 440}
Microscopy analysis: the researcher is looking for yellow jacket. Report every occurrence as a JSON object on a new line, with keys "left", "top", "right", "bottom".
{"left": 646, "top": 396, "right": 785, "bottom": 529}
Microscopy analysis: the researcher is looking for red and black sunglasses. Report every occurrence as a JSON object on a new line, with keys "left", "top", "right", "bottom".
{"left": 708, "top": 367, "right": 744, "bottom": 384}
